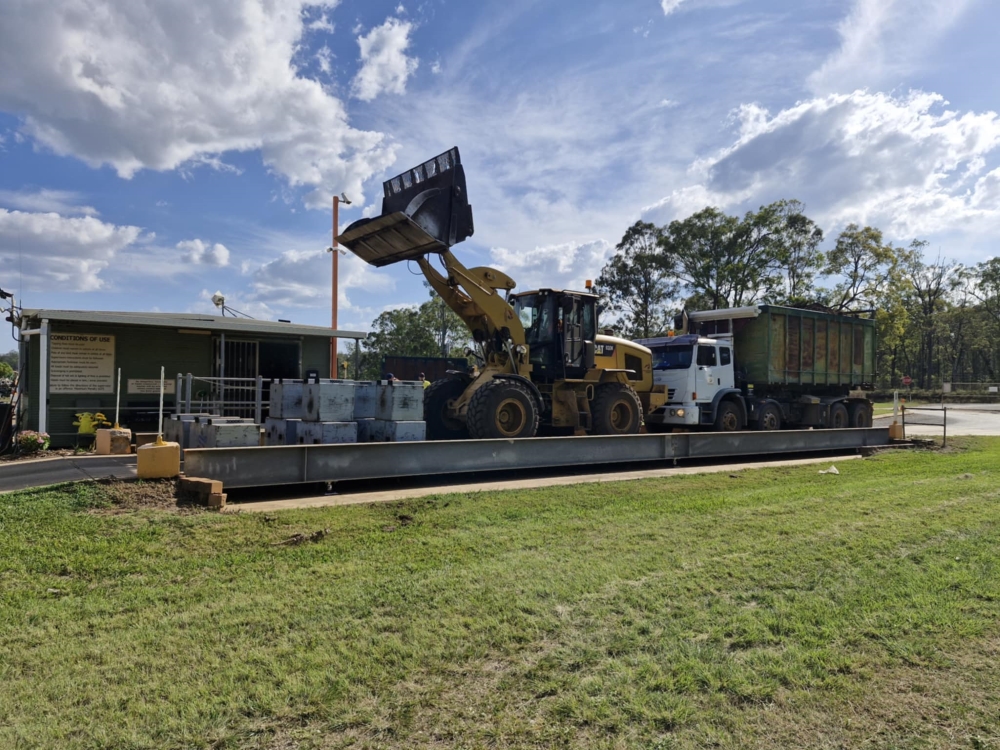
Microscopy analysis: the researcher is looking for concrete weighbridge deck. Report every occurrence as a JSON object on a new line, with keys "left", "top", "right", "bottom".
{"left": 183, "top": 427, "right": 891, "bottom": 490}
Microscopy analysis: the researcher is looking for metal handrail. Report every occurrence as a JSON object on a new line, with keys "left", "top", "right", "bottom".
{"left": 901, "top": 405, "right": 949, "bottom": 447}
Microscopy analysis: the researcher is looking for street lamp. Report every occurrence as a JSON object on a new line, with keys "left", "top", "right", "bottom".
{"left": 329, "top": 192, "right": 351, "bottom": 378}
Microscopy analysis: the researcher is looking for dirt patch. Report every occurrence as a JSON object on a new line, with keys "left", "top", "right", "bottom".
{"left": 89, "top": 477, "right": 202, "bottom": 515}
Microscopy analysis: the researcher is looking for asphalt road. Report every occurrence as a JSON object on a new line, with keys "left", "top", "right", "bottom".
{"left": 877, "top": 403, "right": 1000, "bottom": 436}
{"left": 0, "top": 455, "right": 137, "bottom": 493}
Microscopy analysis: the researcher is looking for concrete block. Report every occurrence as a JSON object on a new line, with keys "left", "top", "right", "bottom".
{"left": 270, "top": 381, "right": 305, "bottom": 419}
{"left": 164, "top": 414, "right": 212, "bottom": 449}
{"left": 373, "top": 419, "right": 426, "bottom": 442}
{"left": 135, "top": 432, "right": 159, "bottom": 449}
{"left": 376, "top": 381, "right": 424, "bottom": 421}
{"left": 95, "top": 428, "right": 132, "bottom": 455}
{"left": 203, "top": 422, "right": 261, "bottom": 448}
{"left": 299, "top": 421, "right": 357, "bottom": 445}
{"left": 265, "top": 417, "right": 303, "bottom": 446}
{"left": 356, "top": 418, "right": 377, "bottom": 442}
{"left": 353, "top": 382, "right": 377, "bottom": 420}
{"left": 180, "top": 477, "right": 223, "bottom": 495}
{"left": 304, "top": 381, "right": 355, "bottom": 422}
{"left": 190, "top": 416, "right": 250, "bottom": 448}
{"left": 208, "top": 492, "right": 227, "bottom": 509}
{"left": 137, "top": 440, "right": 181, "bottom": 479}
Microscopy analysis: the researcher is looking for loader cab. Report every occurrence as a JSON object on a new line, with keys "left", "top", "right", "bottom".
{"left": 512, "top": 289, "right": 598, "bottom": 380}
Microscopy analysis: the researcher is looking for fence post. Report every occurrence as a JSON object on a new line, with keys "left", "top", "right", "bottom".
{"left": 175, "top": 374, "right": 182, "bottom": 415}
{"left": 185, "top": 373, "right": 193, "bottom": 414}
{"left": 901, "top": 404, "right": 906, "bottom": 440}
{"left": 255, "top": 376, "right": 263, "bottom": 425}
{"left": 942, "top": 406, "right": 947, "bottom": 448}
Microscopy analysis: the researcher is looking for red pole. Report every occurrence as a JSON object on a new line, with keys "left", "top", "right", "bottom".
{"left": 331, "top": 195, "right": 339, "bottom": 379}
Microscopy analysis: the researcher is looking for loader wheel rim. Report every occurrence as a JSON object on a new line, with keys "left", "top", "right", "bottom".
{"left": 610, "top": 401, "right": 634, "bottom": 431}
{"left": 495, "top": 398, "right": 528, "bottom": 437}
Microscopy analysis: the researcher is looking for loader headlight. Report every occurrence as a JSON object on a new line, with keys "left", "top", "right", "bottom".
{"left": 676, "top": 409, "right": 685, "bottom": 417}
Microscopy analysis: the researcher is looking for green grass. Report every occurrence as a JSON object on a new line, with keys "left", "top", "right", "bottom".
{"left": 3, "top": 442, "right": 1000, "bottom": 749}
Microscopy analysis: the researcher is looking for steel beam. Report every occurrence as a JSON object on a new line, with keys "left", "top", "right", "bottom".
{"left": 183, "top": 427, "right": 891, "bottom": 489}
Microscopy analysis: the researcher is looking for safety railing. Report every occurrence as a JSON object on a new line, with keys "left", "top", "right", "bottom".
{"left": 901, "top": 405, "right": 949, "bottom": 447}
{"left": 174, "top": 374, "right": 272, "bottom": 423}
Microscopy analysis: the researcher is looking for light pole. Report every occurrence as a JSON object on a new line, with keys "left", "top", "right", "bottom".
{"left": 329, "top": 192, "right": 351, "bottom": 378}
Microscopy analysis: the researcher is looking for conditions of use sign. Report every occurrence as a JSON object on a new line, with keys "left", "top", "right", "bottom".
{"left": 49, "top": 334, "right": 116, "bottom": 394}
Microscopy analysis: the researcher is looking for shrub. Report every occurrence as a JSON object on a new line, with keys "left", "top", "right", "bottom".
{"left": 17, "top": 430, "right": 50, "bottom": 454}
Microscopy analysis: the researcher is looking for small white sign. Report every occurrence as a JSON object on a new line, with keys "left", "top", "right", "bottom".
{"left": 989, "top": 386, "right": 998, "bottom": 394}
{"left": 128, "top": 379, "right": 176, "bottom": 395}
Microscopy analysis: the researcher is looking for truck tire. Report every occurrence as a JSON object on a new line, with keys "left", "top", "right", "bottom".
{"left": 849, "top": 402, "right": 872, "bottom": 428}
{"left": 714, "top": 400, "right": 743, "bottom": 431}
{"left": 830, "top": 402, "right": 849, "bottom": 429}
{"left": 592, "top": 383, "right": 643, "bottom": 435}
{"left": 467, "top": 379, "right": 539, "bottom": 439}
{"left": 424, "top": 378, "right": 470, "bottom": 440}
{"left": 756, "top": 403, "right": 782, "bottom": 431}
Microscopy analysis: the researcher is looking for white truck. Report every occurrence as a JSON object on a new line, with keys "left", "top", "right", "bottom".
{"left": 636, "top": 304, "right": 876, "bottom": 432}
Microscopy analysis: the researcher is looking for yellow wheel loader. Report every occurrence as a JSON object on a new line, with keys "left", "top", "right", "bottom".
{"left": 338, "top": 147, "right": 665, "bottom": 440}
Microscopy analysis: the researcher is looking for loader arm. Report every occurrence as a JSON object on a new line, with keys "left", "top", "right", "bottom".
{"left": 418, "top": 251, "right": 530, "bottom": 376}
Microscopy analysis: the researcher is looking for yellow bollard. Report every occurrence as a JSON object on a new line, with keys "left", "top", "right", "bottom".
{"left": 96, "top": 427, "right": 133, "bottom": 455}
{"left": 137, "top": 436, "right": 181, "bottom": 479}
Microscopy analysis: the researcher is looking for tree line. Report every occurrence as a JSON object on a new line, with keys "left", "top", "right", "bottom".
{"left": 350, "top": 199, "right": 1000, "bottom": 390}
{"left": 597, "top": 200, "right": 1000, "bottom": 390}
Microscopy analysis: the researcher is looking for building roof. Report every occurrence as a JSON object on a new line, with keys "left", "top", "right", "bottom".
{"left": 20, "top": 309, "right": 367, "bottom": 340}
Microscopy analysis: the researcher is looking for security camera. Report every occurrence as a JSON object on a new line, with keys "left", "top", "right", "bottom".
{"left": 339, "top": 193, "right": 352, "bottom": 205}
{"left": 211, "top": 292, "right": 225, "bottom": 308}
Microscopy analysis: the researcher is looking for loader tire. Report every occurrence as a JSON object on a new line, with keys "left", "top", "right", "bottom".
{"left": 467, "top": 379, "right": 539, "bottom": 439}
{"left": 591, "top": 383, "right": 643, "bottom": 435}
{"left": 424, "top": 378, "right": 470, "bottom": 441}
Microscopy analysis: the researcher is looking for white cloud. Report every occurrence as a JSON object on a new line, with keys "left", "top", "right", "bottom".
{"left": 351, "top": 18, "right": 419, "bottom": 101}
{"left": 489, "top": 240, "right": 614, "bottom": 294}
{"left": 661, "top": 0, "right": 686, "bottom": 15}
{"left": 247, "top": 247, "right": 394, "bottom": 312}
{"left": 0, "top": 188, "right": 98, "bottom": 216}
{"left": 0, "top": 0, "right": 396, "bottom": 210}
{"left": 0, "top": 209, "right": 142, "bottom": 292}
{"left": 316, "top": 45, "right": 334, "bottom": 75}
{"left": 178, "top": 239, "right": 231, "bottom": 267}
{"left": 643, "top": 90, "right": 1000, "bottom": 243}
{"left": 809, "top": 0, "right": 976, "bottom": 95}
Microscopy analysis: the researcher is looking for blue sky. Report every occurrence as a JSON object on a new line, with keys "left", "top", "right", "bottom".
{"left": 1, "top": 0, "right": 998, "bottom": 341}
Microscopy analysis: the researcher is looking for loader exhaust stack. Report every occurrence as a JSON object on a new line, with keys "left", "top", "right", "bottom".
{"left": 337, "top": 147, "right": 474, "bottom": 267}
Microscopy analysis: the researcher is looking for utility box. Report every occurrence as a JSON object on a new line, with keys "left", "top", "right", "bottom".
{"left": 300, "top": 421, "right": 358, "bottom": 445}
{"left": 376, "top": 381, "right": 423, "bottom": 421}
{"left": 373, "top": 420, "right": 426, "bottom": 442}
{"left": 304, "top": 381, "right": 355, "bottom": 422}
{"left": 353, "top": 382, "right": 377, "bottom": 420}
{"left": 270, "top": 381, "right": 306, "bottom": 419}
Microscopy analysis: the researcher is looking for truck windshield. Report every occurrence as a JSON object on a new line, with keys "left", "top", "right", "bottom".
{"left": 653, "top": 345, "right": 693, "bottom": 370}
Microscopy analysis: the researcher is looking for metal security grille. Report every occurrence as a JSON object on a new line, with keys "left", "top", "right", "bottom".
{"left": 214, "top": 339, "right": 259, "bottom": 417}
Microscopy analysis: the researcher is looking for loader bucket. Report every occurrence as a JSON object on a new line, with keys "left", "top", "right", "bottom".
{"left": 338, "top": 147, "right": 475, "bottom": 267}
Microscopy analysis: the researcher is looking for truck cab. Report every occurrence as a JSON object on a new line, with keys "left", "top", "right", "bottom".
{"left": 638, "top": 334, "right": 743, "bottom": 430}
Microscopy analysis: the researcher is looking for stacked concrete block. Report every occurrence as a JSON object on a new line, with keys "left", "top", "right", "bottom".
{"left": 304, "top": 380, "right": 356, "bottom": 422}
{"left": 353, "top": 382, "right": 377, "bottom": 420}
{"left": 376, "top": 380, "right": 424, "bottom": 421}
{"left": 201, "top": 418, "right": 261, "bottom": 448}
{"left": 264, "top": 417, "right": 303, "bottom": 446}
{"left": 372, "top": 419, "right": 426, "bottom": 442}
{"left": 300, "top": 421, "right": 358, "bottom": 445}
{"left": 356, "top": 418, "right": 377, "bottom": 442}
{"left": 164, "top": 413, "right": 212, "bottom": 449}
{"left": 269, "top": 381, "right": 306, "bottom": 419}
{"left": 372, "top": 380, "right": 427, "bottom": 442}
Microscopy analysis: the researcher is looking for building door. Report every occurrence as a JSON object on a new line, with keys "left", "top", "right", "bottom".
{"left": 214, "top": 338, "right": 259, "bottom": 417}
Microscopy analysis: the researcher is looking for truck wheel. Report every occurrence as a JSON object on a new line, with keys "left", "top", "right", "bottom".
{"left": 849, "top": 402, "right": 872, "bottom": 428}
{"left": 592, "top": 383, "right": 643, "bottom": 435}
{"left": 714, "top": 400, "right": 743, "bottom": 432}
{"left": 466, "top": 379, "right": 539, "bottom": 439}
{"left": 424, "top": 378, "right": 470, "bottom": 440}
{"left": 830, "top": 402, "right": 849, "bottom": 429}
{"left": 756, "top": 403, "right": 782, "bottom": 431}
